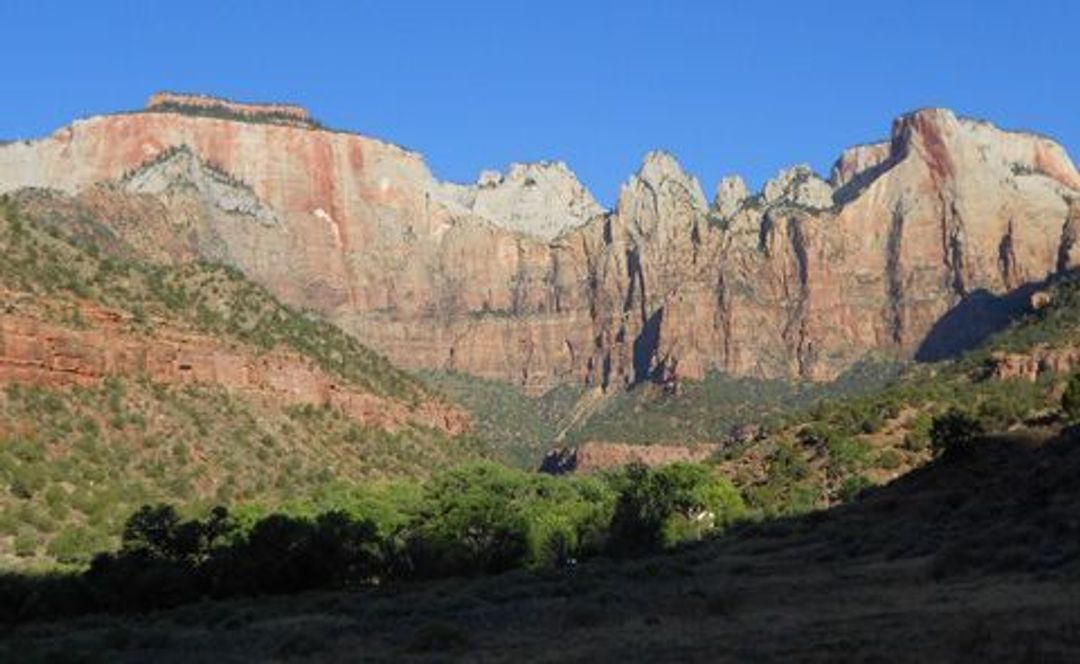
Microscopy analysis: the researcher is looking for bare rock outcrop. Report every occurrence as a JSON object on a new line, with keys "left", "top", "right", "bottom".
{"left": 762, "top": 165, "right": 834, "bottom": 209}
{"left": 714, "top": 175, "right": 750, "bottom": 218}
{"left": 987, "top": 346, "right": 1080, "bottom": 382}
{"left": 437, "top": 161, "right": 604, "bottom": 240}
{"left": 0, "top": 295, "right": 469, "bottom": 434}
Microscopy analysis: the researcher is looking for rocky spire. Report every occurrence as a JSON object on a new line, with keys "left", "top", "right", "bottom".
{"left": 615, "top": 151, "right": 708, "bottom": 239}
{"left": 714, "top": 175, "right": 750, "bottom": 217}
{"left": 453, "top": 161, "right": 603, "bottom": 240}
{"left": 761, "top": 164, "right": 834, "bottom": 209}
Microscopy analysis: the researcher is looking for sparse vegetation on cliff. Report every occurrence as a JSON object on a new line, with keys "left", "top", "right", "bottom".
{"left": 146, "top": 99, "right": 324, "bottom": 130}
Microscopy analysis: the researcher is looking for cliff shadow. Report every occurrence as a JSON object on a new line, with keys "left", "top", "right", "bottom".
{"left": 914, "top": 280, "right": 1048, "bottom": 362}
{"left": 633, "top": 307, "right": 664, "bottom": 383}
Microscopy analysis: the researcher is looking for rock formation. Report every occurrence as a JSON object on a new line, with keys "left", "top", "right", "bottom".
{"left": 1, "top": 96, "right": 1077, "bottom": 394}
{"left": 986, "top": 347, "right": 1080, "bottom": 382}
{"left": 436, "top": 161, "right": 604, "bottom": 240}
{"left": 714, "top": 175, "right": 749, "bottom": 218}
{"left": 0, "top": 292, "right": 468, "bottom": 435}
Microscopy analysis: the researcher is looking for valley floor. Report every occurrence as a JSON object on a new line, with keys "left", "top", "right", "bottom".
{"left": 3, "top": 538, "right": 1077, "bottom": 662}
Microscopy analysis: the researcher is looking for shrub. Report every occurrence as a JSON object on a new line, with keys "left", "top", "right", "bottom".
{"left": 876, "top": 448, "right": 903, "bottom": 470}
{"left": 769, "top": 440, "right": 811, "bottom": 482}
{"left": 46, "top": 526, "right": 112, "bottom": 565}
{"left": 14, "top": 529, "right": 39, "bottom": 558}
{"left": 903, "top": 414, "right": 933, "bottom": 452}
{"left": 1062, "top": 374, "right": 1080, "bottom": 422}
{"left": 930, "top": 410, "right": 984, "bottom": 460}
{"left": 838, "top": 475, "right": 873, "bottom": 503}
{"left": 825, "top": 434, "right": 871, "bottom": 477}
{"left": 743, "top": 441, "right": 818, "bottom": 517}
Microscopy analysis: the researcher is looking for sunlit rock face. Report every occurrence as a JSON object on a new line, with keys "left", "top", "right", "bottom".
{"left": 1, "top": 97, "right": 1077, "bottom": 394}
{"left": 0, "top": 299, "right": 470, "bottom": 435}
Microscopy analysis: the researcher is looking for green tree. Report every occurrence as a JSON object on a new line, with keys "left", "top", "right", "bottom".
{"left": 930, "top": 410, "right": 984, "bottom": 460}
{"left": 606, "top": 462, "right": 745, "bottom": 555}
{"left": 405, "top": 463, "right": 530, "bottom": 577}
{"left": 1061, "top": 374, "right": 1080, "bottom": 422}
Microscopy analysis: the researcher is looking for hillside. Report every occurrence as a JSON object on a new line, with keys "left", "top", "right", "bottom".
{"left": 420, "top": 370, "right": 582, "bottom": 467}
{"left": 4, "top": 428, "right": 1077, "bottom": 661}
{"left": 0, "top": 195, "right": 484, "bottom": 567}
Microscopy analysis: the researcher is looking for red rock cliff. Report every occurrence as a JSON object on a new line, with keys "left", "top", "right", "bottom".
{"left": 0, "top": 295, "right": 469, "bottom": 435}
{"left": 1, "top": 101, "right": 1076, "bottom": 394}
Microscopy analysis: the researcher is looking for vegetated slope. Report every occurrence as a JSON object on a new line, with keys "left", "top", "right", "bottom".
{"left": 422, "top": 357, "right": 905, "bottom": 469}
{"left": 420, "top": 370, "right": 582, "bottom": 467}
{"left": 540, "top": 275, "right": 1080, "bottom": 521}
{"left": 0, "top": 196, "right": 484, "bottom": 567}
{"left": 561, "top": 357, "right": 906, "bottom": 446}
{"left": 706, "top": 275, "right": 1080, "bottom": 516}
{"left": 4, "top": 429, "right": 1078, "bottom": 662}
{"left": 4, "top": 189, "right": 425, "bottom": 401}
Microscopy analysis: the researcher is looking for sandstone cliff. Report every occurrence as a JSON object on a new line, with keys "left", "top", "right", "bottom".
{"left": 0, "top": 294, "right": 467, "bottom": 434}
{"left": 1, "top": 96, "right": 1076, "bottom": 394}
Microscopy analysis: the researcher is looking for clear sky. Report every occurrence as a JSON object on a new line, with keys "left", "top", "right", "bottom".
{"left": 1, "top": 0, "right": 1076, "bottom": 205}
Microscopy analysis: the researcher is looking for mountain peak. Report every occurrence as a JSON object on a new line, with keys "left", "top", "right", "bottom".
{"left": 762, "top": 164, "right": 834, "bottom": 210}
{"left": 622, "top": 150, "right": 708, "bottom": 213}
{"left": 636, "top": 150, "right": 690, "bottom": 185}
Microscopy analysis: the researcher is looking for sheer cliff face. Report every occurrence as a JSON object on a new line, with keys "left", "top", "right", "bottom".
{"left": 1, "top": 100, "right": 1077, "bottom": 393}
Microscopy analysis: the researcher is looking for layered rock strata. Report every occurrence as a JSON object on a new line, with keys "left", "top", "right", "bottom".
{"left": 0, "top": 295, "right": 469, "bottom": 435}
{"left": 1, "top": 97, "right": 1076, "bottom": 394}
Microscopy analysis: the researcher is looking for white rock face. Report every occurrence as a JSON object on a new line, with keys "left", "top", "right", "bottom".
{"left": 831, "top": 141, "right": 892, "bottom": 188}
{"left": 614, "top": 150, "right": 708, "bottom": 245}
{"left": 762, "top": 164, "right": 834, "bottom": 209}
{"left": 622, "top": 150, "right": 709, "bottom": 217}
{"left": 441, "top": 162, "right": 604, "bottom": 240}
{"left": 123, "top": 145, "right": 282, "bottom": 227}
{"left": 635, "top": 151, "right": 709, "bottom": 208}
{"left": 714, "top": 175, "right": 750, "bottom": 217}
{"left": 477, "top": 170, "right": 503, "bottom": 188}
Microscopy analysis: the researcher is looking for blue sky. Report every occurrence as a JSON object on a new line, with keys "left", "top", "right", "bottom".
{"left": 0, "top": 0, "right": 1076, "bottom": 205}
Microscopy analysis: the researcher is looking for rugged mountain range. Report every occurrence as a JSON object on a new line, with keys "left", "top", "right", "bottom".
{"left": 1, "top": 94, "right": 1077, "bottom": 395}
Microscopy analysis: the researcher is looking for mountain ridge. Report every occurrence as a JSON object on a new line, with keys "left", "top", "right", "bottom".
{"left": 1, "top": 95, "right": 1076, "bottom": 395}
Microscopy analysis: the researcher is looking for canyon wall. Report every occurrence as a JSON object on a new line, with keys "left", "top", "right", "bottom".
{"left": 1, "top": 97, "right": 1076, "bottom": 394}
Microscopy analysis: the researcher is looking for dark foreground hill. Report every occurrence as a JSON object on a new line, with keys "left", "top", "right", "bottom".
{"left": 3, "top": 428, "right": 1078, "bottom": 662}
